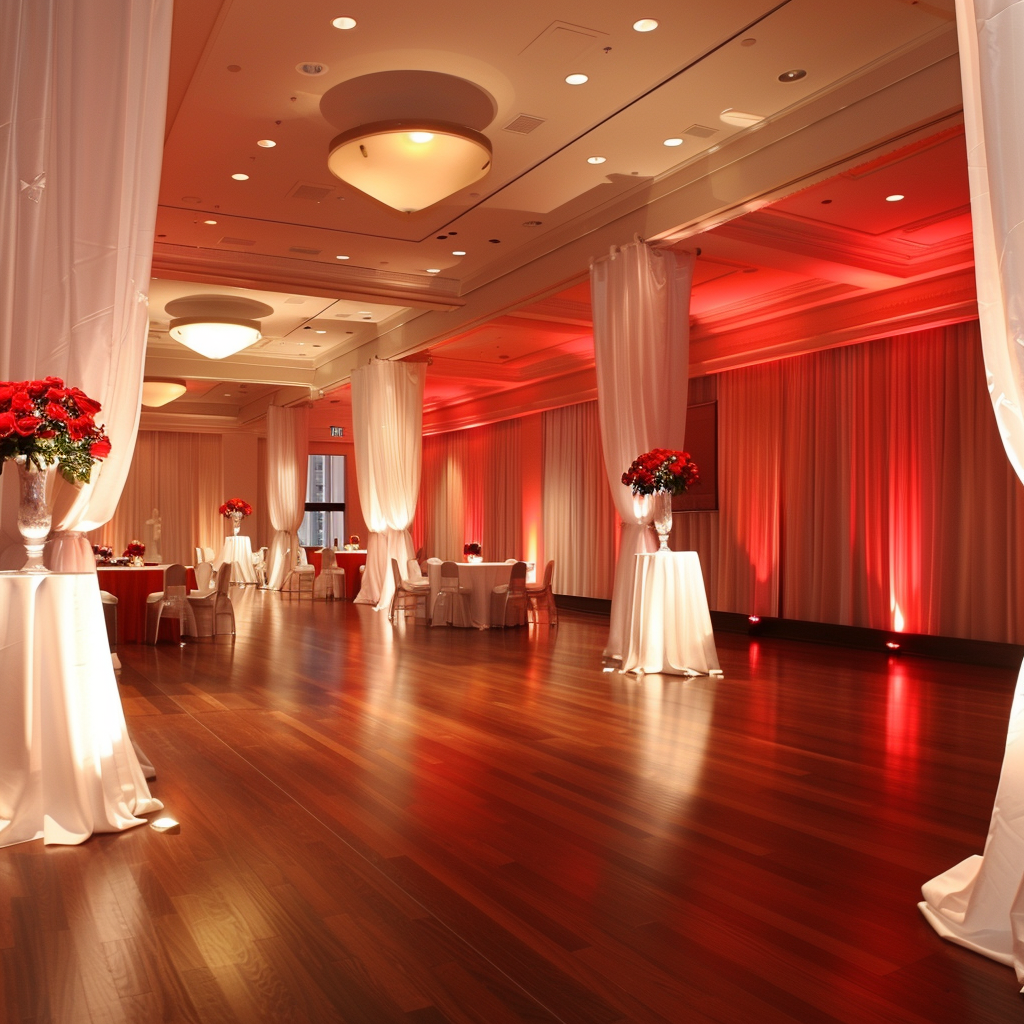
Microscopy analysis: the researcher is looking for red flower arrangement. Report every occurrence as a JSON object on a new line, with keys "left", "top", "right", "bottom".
{"left": 92, "top": 544, "right": 113, "bottom": 560}
{"left": 123, "top": 540, "right": 145, "bottom": 558}
{"left": 219, "top": 497, "right": 253, "bottom": 517}
{"left": 463, "top": 541, "right": 482, "bottom": 557}
{"left": 0, "top": 377, "right": 111, "bottom": 483}
{"left": 622, "top": 449, "right": 700, "bottom": 496}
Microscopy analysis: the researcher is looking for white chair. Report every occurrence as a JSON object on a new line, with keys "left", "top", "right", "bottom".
{"left": 100, "top": 590, "right": 118, "bottom": 649}
{"left": 389, "top": 557, "right": 429, "bottom": 624}
{"left": 194, "top": 546, "right": 204, "bottom": 567}
{"left": 490, "top": 561, "right": 528, "bottom": 627}
{"left": 145, "top": 563, "right": 197, "bottom": 643}
{"left": 284, "top": 545, "right": 315, "bottom": 596}
{"left": 407, "top": 558, "right": 427, "bottom": 583}
{"left": 187, "top": 563, "right": 235, "bottom": 637}
{"left": 314, "top": 547, "right": 346, "bottom": 599}
{"left": 202, "top": 546, "right": 216, "bottom": 563}
{"left": 432, "top": 560, "right": 472, "bottom": 627}
{"left": 526, "top": 559, "right": 558, "bottom": 626}
{"left": 192, "top": 561, "right": 215, "bottom": 594}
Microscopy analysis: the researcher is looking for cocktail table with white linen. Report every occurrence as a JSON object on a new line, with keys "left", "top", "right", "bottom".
{"left": 426, "top": 560, "right": 513, "bottom": 628}
{"left": 620, "top": 551, "right": 723, "bottom": 676}
{"left": 214, "top": 534, "right": 257, "bottom": 584}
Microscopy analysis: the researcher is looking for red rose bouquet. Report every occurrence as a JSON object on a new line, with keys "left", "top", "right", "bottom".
{"left": 219, "top": 497, "right": 253, "bottom": 517}
{"left": 463, "top": 542, "right": 482, "bottom": 557}
{"left": 622, "top": 449, "right": 699, "bottom": 496}
{"left": 0, "top": 377, "right": 111, "bottom": 483}
{"left": 124, "top": 540, "right": 145, "bottom": 558}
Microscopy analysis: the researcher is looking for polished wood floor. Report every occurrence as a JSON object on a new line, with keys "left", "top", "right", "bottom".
{"left": 2, "top": 589, "right": 1022, "bottom": 1023}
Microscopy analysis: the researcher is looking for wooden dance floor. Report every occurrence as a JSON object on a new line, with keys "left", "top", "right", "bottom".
{"left": 1, "top": 589, "right": 1020, "bottom": 1023}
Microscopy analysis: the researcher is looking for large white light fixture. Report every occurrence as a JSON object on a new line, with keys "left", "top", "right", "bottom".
{"left": 164, "top": 295, "right": 275, "bottom": 360}
{"left": 141, "top": 379, "right": 187, "bottom": 407}
{"left": 327, "top": 120, "right": 491, "bottom": 212}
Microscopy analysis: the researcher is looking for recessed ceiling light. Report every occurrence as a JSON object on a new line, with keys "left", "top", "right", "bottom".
{"left": 332, "top": 16, "right": 356, "bottom": 29}
{"left": 315, "top": 330, "right": 327, "bottom": 334}
{"left": 231, "top": 173, "right": 249, "bottom": 180}
{"left": 426, "top": 268, "right": 441, "bottom": 273}
{"left": 778, "top": 69, "right": 806, "bottom": 82}
{"left": 224, "top": 392, "right": 232, "bottom": 397}
{"left": 335, "top": 254, "right": 350, "bottom": 259}
{"left": 886, "top": 194, "right": 905, "bottom": 202}
{"left": 633, "top": 18, "right": 658, "bottom": 32}
{"left": 203, "top": 219, "right": 217, "bottom": 224}
{"left": 565, "top": 73, "right": 589, "bottom": 85}
{"left": 452, "top": 250, "right": 466, "bottom": 256}
{"left": 663, "top": 138, "right": 683, "bottom": 147}
{"left": 587, "top": 156, "right": 607, "bottom": 164}
{"left": 257, "top": 139, "right": 276, "bottom": 148}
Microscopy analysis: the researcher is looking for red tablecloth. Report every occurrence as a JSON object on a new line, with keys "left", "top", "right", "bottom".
{"left": 302, "top": 548, "right": 366, "bottom": 599}
{"left": 96, "top": 565, "right": 198, "bottom": 643}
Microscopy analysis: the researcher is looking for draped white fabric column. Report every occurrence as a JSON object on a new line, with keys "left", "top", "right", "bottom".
{"left": 920, "top": 0, "right": 1024, "bottom": 983}
{"left": 265, "top": 406, "right": 309, "bottom": 591}
{"left": 0, "top": 0, "right": 171, "bottom": 570}
{"left": 352, "top": 361, "right": 425, "bottom": 610}
{"left": 592, "top": 242, "right": 695, "bottom": 658}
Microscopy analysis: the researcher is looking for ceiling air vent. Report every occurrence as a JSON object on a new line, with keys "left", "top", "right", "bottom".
{"left": 288, "top": 182, "right": 334, "bottom": 201}
{"left": 288, "top": 245, "right": 322, "bottom": 256}
{"left": 503, "top": 114, "right": 546, "bottom": 135}
{"left": 683, "top": 124, "right": 718, "bottom": 138}
{"left": 219, "top": 236, "right": 255, "bottom": 246}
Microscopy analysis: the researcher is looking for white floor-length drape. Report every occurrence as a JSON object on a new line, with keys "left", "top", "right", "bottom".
{"left": 352, "top": 360, "right": 425, "bottom": 610}
{"left": 592, "top": 242, "right": 695, "bottom": 658}
{"left": 0, "top": 0, "right": 171, "bottom": 571}
{"left": 919, "top": 0, "right": 1024, "bottom": 986}
{"left": 265, "top": 406, "right": 309, "bottom": 590}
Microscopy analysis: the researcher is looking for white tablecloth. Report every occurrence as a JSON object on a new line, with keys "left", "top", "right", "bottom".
{"left": 621, "top": 552, "right": 723, "bottom": 677}
{"left": 426, "top": 561, "right": 513, "bottom": 628}
{"left": 0, "top": 572, "right": 162, "bottom": 847}
{"left": 214, "top": 534, "right": 257, "bottom": 584}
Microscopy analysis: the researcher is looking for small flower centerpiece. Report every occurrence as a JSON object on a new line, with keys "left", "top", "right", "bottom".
{"left": 0, "top": 377, "right": 112, "bottom": 571}
{"left": 343, "top": 534, "right": 361, "bottom": 551}
{"left": 92, "top": 544, "right": 114, "bottom": 563}
{"left": 622, "top": 448, "right": 700, "bottom": 551}
{"left": 464, "top": 541, "right": 482, "bottom": 563}
{"left": 219, "top": 497, "right": 253, "bottom": 536}
{"left": 124, "top": 539, "right": 145, "bottom": 566}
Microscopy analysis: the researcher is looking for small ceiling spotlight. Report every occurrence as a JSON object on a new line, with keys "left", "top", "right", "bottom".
{"left": 335, "top": 254, "right": 350, "bottom": 259}
{"left": 452, "top": 250, "right": 466, "bottom": 256}
{"left": 231, "top": 173, "right": 250, "bottom": 180}
{"left": 257, "top": 139, "right": 276, "bottom": 148}
{"left": 203, "top": 219, "right": 217, "bottom": 225}
{"left": 587, "top": 155, "right": 607, "bottom": 164}
{"left": 565, "top": 73, "right": 589, "bottom": 85}
{"left": 663, "top": 138, "right": 683, "bottom": 147}
{"left": 332, "top": 16, "right": 357, "bottom": 29}
{"left": 633, "top": 19, "right": 658, "bottom": 32}
{"left": 426, "top": 268, "right": 441, "bottom": 273}
{"left": 885, "top": 194, "right": 905, "bottom": 202}
{"left": 778, "top": 69, "right": 807, "bottom": 82}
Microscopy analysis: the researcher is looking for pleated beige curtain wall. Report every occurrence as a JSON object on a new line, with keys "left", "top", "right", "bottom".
{"left": 352, "top": 361, "right": 424, "bottom": 610}
{"left": 265, "top": 406, "right": 309, "bottom": 591}
{"left": 592, "top": 242, "right": 695, "bottom": 658}
{"left": 0, "top": 0, "right": 172, "bottom": 570}
{"left": 415, "top": 420, "right": 521, "bottom": 562}
{"left": 920, "top": 0, "right": 1024, "bottom": 979}
{"left": 88, "top": 431, "right": 222, "bottom": 565}
{"left": 542, "top": 402, "right": 617, "bottom": 599}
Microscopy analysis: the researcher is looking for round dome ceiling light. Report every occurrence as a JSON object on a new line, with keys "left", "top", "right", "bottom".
{"left": 633, "top": 19, "right": 658, "bottom": 32}
{"left": 257, "top": 139, "right": 276, "bottom": 148}
{"left": 587, "top": 155, "right": 607, "bottom": 164}
{"left": 778, "top": 69, "right": 807, "bottom": 82}
{"left": 565, "top": 73, "right": 589, "bottom": 85}
{"left": 141, "top": 380, "right": 187, "bottom": 408}
{"left": 663, "top": 138, "right": 683, "bottom": 147}
{"left": 332, "top": 16, "right": 357, "bottom": 29}
{"left": 231, "top": 173, "right": 249, "bottom": 180}
{"left": 164, "top": 294, "right": 274, "bottom": 360}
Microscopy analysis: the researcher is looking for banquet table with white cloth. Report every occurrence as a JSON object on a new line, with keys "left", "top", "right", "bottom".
{"left": 0, "top": 571, "right": 162, "bottom": 848}
{"left": 426, "top": 561, "right": 513, "bottom": 628}
{"left": 620, "top": 551, "right": 723, "bottom": 677}
{"left": 214, "top": 534, "right": 257, "bottom": 584}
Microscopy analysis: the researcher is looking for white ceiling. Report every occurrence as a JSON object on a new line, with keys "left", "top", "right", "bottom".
{"left": 145, "top": 0, "right": 966, "bottom": 432}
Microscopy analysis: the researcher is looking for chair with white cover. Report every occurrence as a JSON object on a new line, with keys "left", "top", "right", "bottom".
{"left": 192, "top": 561, "right": 215, "bottom": 594}
{"left": 194, "top": 546, "right": 204, "bottom": 567}
{"left": 432, "top": 560, "right": 472, "bottom": 627}
{"left": 407, "top": 558, "right": 427, "bottom": 583}
{"left": 490, "top": 561, "right": 528, "bottom": 627}
{"left": 203, "top": 546, "right": 216, "bottom": 563}
{"left": 526, "top": 559, "right": 558, "bottom": 626}
{"left": 100, "top": 591, "right": 118, "bottom": 649}
{"left": 145, "top": 563, "right": 197, "bottom": 643}
{"left": 389, "top": 558, "right": 429, "bottom": 624}
{"left": 284, "top": 545, "right": 315, "bottom": 596}
{"left": 187, "top": 562, "right": 235, "bottom": 637}
{"left": 315, "top": 547, "right": 346, "bottom": 599}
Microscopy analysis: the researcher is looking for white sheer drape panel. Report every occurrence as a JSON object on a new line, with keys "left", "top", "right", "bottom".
{"left": 920, "top": 1, "right": 1024, "bottom": 981}
{"left": 415, "top": 419, "right": 521, "bottom": 562}
{"left": 542, "top": 402, "right": 617, "bottom": 599}
{"left": 265, "top": 406, "right": 309, "bottom": 590}
{"left": 715, "top": 364, "right": 782, "bottom": 616}
{"left": 87, "top": 432, "right": 222, "bottom": 565}
{"left": 0, "top": 0, "right": 171, "bottom": 568}
{"left": 592, "top": 242, "right": 695, "bottom": 657}
{"left": 352, "top": 361, "right": 424, "bottom": 609}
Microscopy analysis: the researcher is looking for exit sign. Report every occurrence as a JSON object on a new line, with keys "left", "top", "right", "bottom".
{"left": 330, "top": 426, "right": 344, "bottom": 437}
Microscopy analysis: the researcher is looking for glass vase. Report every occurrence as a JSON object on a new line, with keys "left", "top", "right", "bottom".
{"left": 653, "top": 489, "right": 673, "bottom": 551}
{"left": 15, "top": 456, "right": 53, "bottom": 573}
{"left": 230, "top": 510, "right": 244, "bottom": 536}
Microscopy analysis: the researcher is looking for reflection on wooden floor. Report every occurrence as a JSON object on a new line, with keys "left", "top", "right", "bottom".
{"left": 2, "top": 589, "right": 1021, "bottom": 1023}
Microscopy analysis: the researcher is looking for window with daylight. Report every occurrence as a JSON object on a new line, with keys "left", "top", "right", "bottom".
{"left": 298, "top": 454, "right": 345, "bottom": 547}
